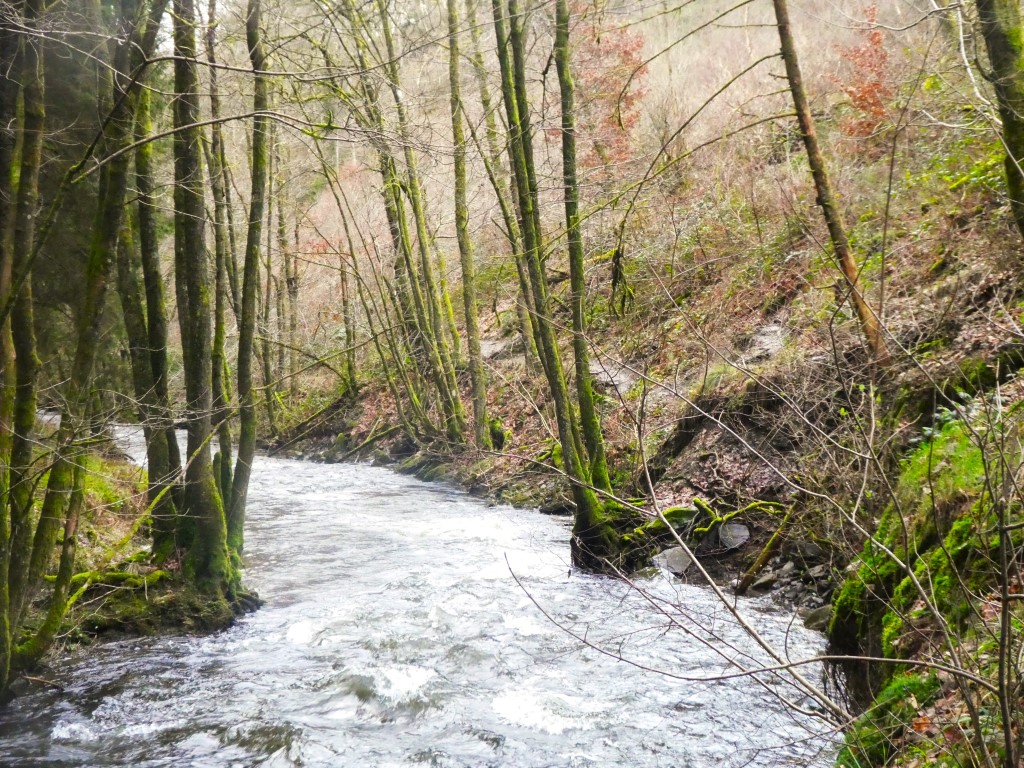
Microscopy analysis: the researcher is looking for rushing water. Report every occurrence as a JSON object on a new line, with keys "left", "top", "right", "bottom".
{"left": 0, "top": 433, "right": 836, "bottom": 767}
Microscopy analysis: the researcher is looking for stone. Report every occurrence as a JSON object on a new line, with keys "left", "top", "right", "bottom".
{"left": 750, "top": 571, "right": 777, "bottom": 591}
{"left": 653, "top": 547, "right": 692, "bottom": 576}
{"left": 742, "top": 324, "right": 787, "bottom": 364}
{"left": 717, "top": 522, "right": 750, "bottom": 551}
{"left": 802, "top": 605, "right": 833, "bottom": 632}
{"left": 805, "top": 564, "right": 830, "bottom": 580}
{"left": 796, "top": 541, "right": 826, "bottom": 561}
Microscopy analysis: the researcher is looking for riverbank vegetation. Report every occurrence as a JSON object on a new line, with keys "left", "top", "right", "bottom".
{"left": 2, "top": 0, "right": 1024, "bottom": 764}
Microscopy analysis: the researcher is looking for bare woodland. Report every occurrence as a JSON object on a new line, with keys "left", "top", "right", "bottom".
{"left": 2, "top": 0, "right": 1024, "bottom": 765}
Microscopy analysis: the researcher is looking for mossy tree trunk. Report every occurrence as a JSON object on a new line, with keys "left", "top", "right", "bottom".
{"left": 465, "top": 0, "right": 539, "bottom": 368}
{"left": 135, "top": 86, "right": 182, "bottom": 558}
{"left": 229, "top": 0, "right": 269, "bottom": 556}
{"left": 492, "top": 0, "right": 620, "bottom": 569}
{"left": 0, "top": 18, "right": 18, "bottom": 694}
{"left": 172, "top": 0, "right": 235, "bottom": 600}
{"left": 203, "top": 0, "right": 234, "bottom": 506}
{"left": 259, "top": 131, "right": 280, "bottom": 437}
{"left": 15, "top": 0, "right": 170, "bottom": 669}
{"left": 554, "top": 0, "right": 611, "bottom": 494}
{"left": 375, "top": 0, "right": 466, "bottom": 443}
{"left": 447, "top": 0, "right": 491, "bottom": 449}
{"left": 772, "top": 0, "right": 888, "bottom": 367}
{"left": 7, "top": 0, "right": 45, "bottom": 629}
{"left": 464, "top": 0, "right": 539, "bottom": 368}
{"left": 976, "top": 0, "right": 1024, "bottom": 242}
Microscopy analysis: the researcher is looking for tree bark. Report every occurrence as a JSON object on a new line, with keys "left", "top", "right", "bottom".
{"left": 773, "top": 0, "right": 888, "bottom": 366}
{"left": 554, "top": 0, "right": 611, "bottom": 493}
{"left": 464, "top": 0, "right": 539, "bottom": 366}
{"left": 493, "top": 0, "right": 619, "bottom": 568}
{"left": 7, "top": 0, "right": 45, "bottom": 627}
{"left": 229, "top": 0, "right": 269, "bottom": 555}
{"left": 135, "top": 86, "right": 182, "bottom": 558}
{"left": 447, "top": 0, "right": 490, "bottom": 449}
{"left": 976, "top": 0, "right": 1024, "bottom": 242}
{"left": 203, "top": 0, "right": 234, "bottom": 505}
{"left": 173, "top": 0, "right": 234, "bottom": 599}
{"left": 19, "top": 0, "right": 171, "bottom": 659}
{"left": 0, "top": 17, "right": 18, "bottom": 693}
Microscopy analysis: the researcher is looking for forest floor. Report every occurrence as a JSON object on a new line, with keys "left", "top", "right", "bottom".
{"left": 16, "top": 426, "right": 232, "bottom": 676}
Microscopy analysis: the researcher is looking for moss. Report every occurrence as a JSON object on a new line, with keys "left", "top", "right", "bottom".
{"left": 73, "top": 573, "right": 236, "bottom": 637}
{"left": 837, "top": 672, "right": 941, "bottom": 768}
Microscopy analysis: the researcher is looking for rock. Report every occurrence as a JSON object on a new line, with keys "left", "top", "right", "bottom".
{"left": 480, "top": 336, "right": 522, "bottom": 361}
{"left": 591, "top": 363, "right": 637, "bottom": 396}
{"left": 742, "top": 324, "right": 787, "bottom": 364}
{"left": 537, "top": 500, "right": 574, "bottom": 516}
{"left": 801, "top": 604, "right": 833, "bottom": 632}
{"left": 653, "top": 547, "right": 692, "bottom": 576}
{"left": 797, "top": 541, "right": 826, "bottom": 561}
{"left": 805, "top": 563, "right": 830, "bottom": 580}
{"left": 750, "top": 571, "right": 777, "bottom": 591}
{"left": 779, "top": 561, "right": 797, "bottom": 575}
{"left": 717, "top": 522, "right": 750, "bottom": 551}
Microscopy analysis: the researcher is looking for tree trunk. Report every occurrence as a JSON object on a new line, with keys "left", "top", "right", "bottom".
{"left": 229, "top": 0, "right": 269, "bottom": 555}
{"left": 772, "top": 0, "right": 888, "bottom": 366}
{"left": 447, "top": 0, "right": 490, "bottom": 449}
{"left": 7, "top": 0, "right": 45, "bottom": 627}
{"left": 493, "top": 0, "right": 619, "bottom": 569}
{"left": 376, "top": 0, "right": 466, "bottom": 442}
{"left": 203, "top": 0, "right": 234, "bottom": 505}
{"left": 554, "top": 0, "right": 611, "bottom": 493}
{"left": 976, "top": 0, "right": 1024, "bottom": 242}
{"left": 0, "top": 18, "right": 18, "bottom": 693}
{"left": 20, "top": 0, "right": 171, "bottom": 656}
{"left": 173, "top": 0, "right": 234, "bottom": 601}
{"left": 465, "top": 0, "right": 539, "bottom": 366}
{"left": 135, "top": 86, "right": 181, "bottom": 558}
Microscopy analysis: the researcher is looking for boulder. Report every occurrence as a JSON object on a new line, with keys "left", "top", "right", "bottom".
{"left": 801, "top": 604, "right": 833, "bottom": 632}
{"left": 653, "top": 547, "right": 692, "bottom": 576}
{"left": 717, "top": 522, "right": 750, "bottom": 550}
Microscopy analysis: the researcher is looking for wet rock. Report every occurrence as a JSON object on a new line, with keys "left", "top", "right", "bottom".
{"left": 801, "top": 605, "right": 833, "bottom": 632}
{"left": 537, "top": 500, "right": 574, "bottom": 516}
{"left": 653, "top": 547, "right": 692, "bottom": 576}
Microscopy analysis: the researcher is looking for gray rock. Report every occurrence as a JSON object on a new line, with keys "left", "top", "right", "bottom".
{"left": 806, "top": 564, "right": 830, "bottom": 580}
{"left": 653, "top": 547, "right": 692, "bottom": 576}
{"left": 717, "top": 522, "right": 750, "bottom": 550}
{"left": 780, "top": 561, "right": 797, "bottom": 575}
{"left": 796, "top": 541, "right": 826, "bottom": 561}
{"left": 591, "top": 363, "right": 637, "bottom": 396}
{"left": 750, "top": 571, "right": 777, "bottom": 591}
{"left": 480, "top": 336, "right": 522, "bottom": 361}
{"left": 802, "top": 604, "right": 833, "bottom": 632}
{"left": 742, "top": 324, "right": 787, "bottom": 364}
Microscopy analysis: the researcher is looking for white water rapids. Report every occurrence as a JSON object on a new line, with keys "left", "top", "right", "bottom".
{"left": 0, "top": 428, "right": 837, "bottom": 766}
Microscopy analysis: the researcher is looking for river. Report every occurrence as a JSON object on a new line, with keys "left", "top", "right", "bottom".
{"left": 0, "top": 433, "right": 837, "bottom": 766}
